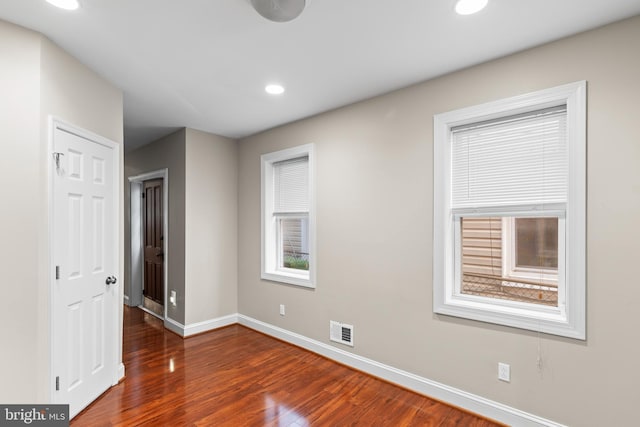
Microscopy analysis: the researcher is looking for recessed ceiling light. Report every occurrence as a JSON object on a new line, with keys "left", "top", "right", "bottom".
{"left": 265, "top": 84, "right": 285, "bottom": 95}
{"left": 46, "top": 0, "right": 80, "bottom": 11}
{"left": 455, "top": 0, "right": 488, "bottom": 15}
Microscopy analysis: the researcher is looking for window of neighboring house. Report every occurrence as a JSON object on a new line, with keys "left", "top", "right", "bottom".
{"left": 261, "top": 144, "right": 315, "bottom": 288}
{"left": 433, "top": 81, "right": 586, "bottom": 339}
{"left": 506, "top": 216, "right": 559, "bottom": 281}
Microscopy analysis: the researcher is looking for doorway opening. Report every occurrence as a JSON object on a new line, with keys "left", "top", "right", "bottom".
{"left": 128, "top": 169, "right": 168, "bottom": 320}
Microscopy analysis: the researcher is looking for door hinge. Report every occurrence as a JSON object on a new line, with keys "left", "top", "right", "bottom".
{"left": 55, "top": 266, "right": 60, "bottom": 280}
{"left": 141, "top": 193, "right": 145, "bottom": 198}
{"left": 55, "top": 376, "right": 60, "bottom": 391}
{"left": 52, "top": 152, "right": 65, "bottom": 175}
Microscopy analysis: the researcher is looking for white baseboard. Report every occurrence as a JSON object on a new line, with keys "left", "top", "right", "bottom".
{"left": 164, "top": 314, "right": 238, "bottom": 337}
{"left": 184, "top": 314, "right": 238, "bottom": 336}
{"left": 237, "top": 314, "right": 565, "bottom": 427}
{"left": 164, "top": 317, "right": 185, "bottom": 336}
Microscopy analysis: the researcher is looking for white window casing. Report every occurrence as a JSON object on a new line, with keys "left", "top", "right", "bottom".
{"left": 433, "top": 81, "right": 586, "bottom": 339}
{"left": 261, "top": 144, "right": 316, "bottom": 288}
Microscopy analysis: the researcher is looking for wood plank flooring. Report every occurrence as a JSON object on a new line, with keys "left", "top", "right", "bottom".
{"left": 72, "top": 306, "right": 503, "bottom": 426}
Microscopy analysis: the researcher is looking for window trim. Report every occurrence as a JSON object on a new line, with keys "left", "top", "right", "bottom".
{"left": 433, "top": 81, "right": 586, "bottom": 339}
{"left": 261, "top": 144, "right": 316, "bottom": 288}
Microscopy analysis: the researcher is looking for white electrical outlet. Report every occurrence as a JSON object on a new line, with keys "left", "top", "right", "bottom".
{"left": 170, "top": 290, "right": 177, "bottom": 306}
{"left": 279, "top": 304, "right": 285, "bottom": 316}
{"left": 498, "top": 362, "right": 510, "bottom": 382}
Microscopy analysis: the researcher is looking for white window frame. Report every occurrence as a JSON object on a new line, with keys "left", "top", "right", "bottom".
{"left": 261, "top": 144, "right": 316, "bottom": 288}
{"left": 502, "top": 217, "right": 559, "bottom": 285}
{"left": 433, "top": 81, "right": 586, "bottom": 340}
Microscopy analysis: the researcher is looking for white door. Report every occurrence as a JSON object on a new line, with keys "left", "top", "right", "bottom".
{"left": 51, "top": 121, "right": 119, "bottom": 418}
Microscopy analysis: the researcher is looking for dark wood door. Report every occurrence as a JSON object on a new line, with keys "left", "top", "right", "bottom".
{"left": 143, "top": 179, "right": 164, "bottom": 304}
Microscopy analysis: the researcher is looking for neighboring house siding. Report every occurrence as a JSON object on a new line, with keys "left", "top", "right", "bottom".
{"left": 461, "top": 217, "right": 502, "bottom": 278}
{"left": 282, "top": 219, "right": 303, "bottom": 257}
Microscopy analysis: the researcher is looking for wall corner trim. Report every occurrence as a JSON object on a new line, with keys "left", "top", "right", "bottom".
{"left": 164, "top": 314, "right": 238, "bottom": 337}
{"left": 237, "top": 314, "right": 566, "bottom": 427}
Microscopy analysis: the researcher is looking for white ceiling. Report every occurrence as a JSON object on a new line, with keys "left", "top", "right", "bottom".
{"left": 2, "top": 0, "right": 640, "bottom": 151}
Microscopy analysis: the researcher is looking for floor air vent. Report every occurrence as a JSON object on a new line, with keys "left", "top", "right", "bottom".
{"left": 330, "top": 320, "right": 354, "bottom": 347}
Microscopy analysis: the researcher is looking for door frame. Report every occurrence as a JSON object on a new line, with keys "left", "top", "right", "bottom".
{"left": 48, "top": 116, "right": 123, "bottom": 407}
{"left": 128, "top": 169, "right": 168, "bottom": 320}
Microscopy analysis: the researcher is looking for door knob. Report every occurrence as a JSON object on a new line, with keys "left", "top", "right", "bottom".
{"left": 106, "top": 276, "right": 117, "bottom": 285}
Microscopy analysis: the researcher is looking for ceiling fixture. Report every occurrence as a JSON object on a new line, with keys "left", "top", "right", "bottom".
{"left": 46, "top": 0, "right": 80, "bottom": 10}
{"left": 251, "top": 0, "right": 306, "bottom": 23}
{"left": 265, "top": 84, "right": 285, "bottom": 95}
{"left": 455, "top": 0, "right": 488, "bottom": 15}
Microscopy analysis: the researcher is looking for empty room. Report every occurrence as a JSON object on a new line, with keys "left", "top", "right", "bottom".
{"left": 1, "top": 1, "right": 639, "bottom": 426}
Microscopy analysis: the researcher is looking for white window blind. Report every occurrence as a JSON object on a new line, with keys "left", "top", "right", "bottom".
{"left": 451, "top": 106, "right": 567, "bottom": 209}
{"left": 274, "top": 156, "right": 309, "bottom": 213}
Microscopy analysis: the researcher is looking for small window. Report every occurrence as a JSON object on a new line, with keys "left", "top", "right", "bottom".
{"left": 433, "top": 82, "right": 586, "bottom": 339}
{"left": 262, "top": 145, "right": 315, "bottom": 287}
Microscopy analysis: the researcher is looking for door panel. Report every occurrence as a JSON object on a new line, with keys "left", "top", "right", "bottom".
{"left": 92, "top": 196, "right": 105, "bottom": 273}
{"left": 53, "top": 125, "right": 118, "bottom": 418}
{"left": 91, "top": 294, "right": 105, "bottom": 373}
{"left": 143, "top": 179, "right": 164, "bottom": 304}
{"left": 68, "top": 194, "right": 83, "bottom": 278}
{"left": 66, "top": 302, "right": 82, "bottom": 390}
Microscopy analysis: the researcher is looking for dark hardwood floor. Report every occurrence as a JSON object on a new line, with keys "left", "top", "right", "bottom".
{"left": 72, "top": 306, "right": 503, "bottom": 426}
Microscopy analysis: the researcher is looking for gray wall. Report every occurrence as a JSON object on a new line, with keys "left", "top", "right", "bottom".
{"left": 0, "top": 19, "right": 44, "bottom": 404}
{"left": 237, "top": 16, "right": 640, "bottom": 426}
{"left": 0, "top": 19, "right": 123, "bottom": 403}
{"left": 185, "top": 128, "right": 238, "bottom": 324}
{"left": 125, "top": 129, "right": 186, "bottom": 324}
{"left": 124, "top": 128, "right": 239, "bottom": 326}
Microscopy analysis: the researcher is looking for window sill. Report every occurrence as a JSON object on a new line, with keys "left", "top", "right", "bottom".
{"left": 262, "top": 270, "right": 315, "bottom": 289}
{"left": 434, "top": 293, "right": 584, "bottom": 340}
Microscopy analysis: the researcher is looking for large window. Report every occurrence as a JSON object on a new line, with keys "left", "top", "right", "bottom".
{"left": 261, "top": 144, "right": 315, "bottom": 288}
{"left": 433, "top": 82, "right": 586, "bottom": 339}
